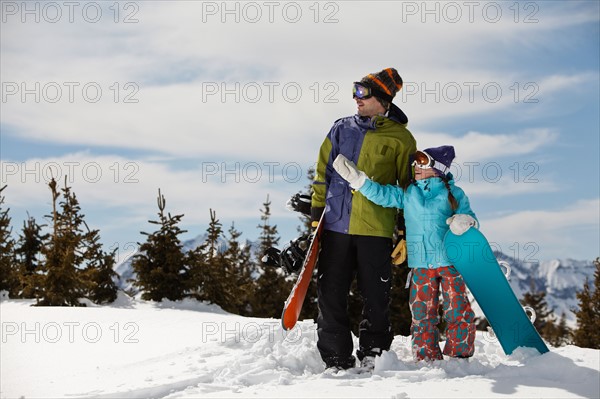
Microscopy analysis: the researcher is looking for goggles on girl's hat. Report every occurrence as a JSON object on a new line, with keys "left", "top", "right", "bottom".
{"left": 412, "top": 150, "right": 434, "bottom": 169}
{"left": 412, "top": 150, "right": 450, "bottom": 175}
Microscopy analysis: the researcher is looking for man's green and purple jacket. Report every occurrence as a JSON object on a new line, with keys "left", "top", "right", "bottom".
{"left": 312, "top": 104, "right": 417, "bottom": 238}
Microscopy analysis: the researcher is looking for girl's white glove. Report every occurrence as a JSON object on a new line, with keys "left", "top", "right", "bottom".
{"left": 446, "top": 214, "right": 478, "bottom": 235}
{"left": 333, "top": 154, "right": 367, "bottom": 190}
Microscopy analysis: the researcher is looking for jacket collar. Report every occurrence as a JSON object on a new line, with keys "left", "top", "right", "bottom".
{"left": 387, "top": 103, "right": 408, "bottom": 125}
{"left": 414, "top": 176, "right": 452, "bottom": 194}
{"left": 354, "top": 103, "right": 409, "bottom": 129}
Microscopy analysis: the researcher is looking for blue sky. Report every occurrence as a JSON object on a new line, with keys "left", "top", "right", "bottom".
{"left": 1, "top": 0, "right": 599, "bottom": 263}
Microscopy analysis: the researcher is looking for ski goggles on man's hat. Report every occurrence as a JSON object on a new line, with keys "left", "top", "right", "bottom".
{"left": 353, "top": 83, "right": 373, "bottom": 99}
{"left": 352, "top": 82, "right": 394, "bottom": 101}
{"left": 412, "top": 150, "right": 450, "bottom": 174}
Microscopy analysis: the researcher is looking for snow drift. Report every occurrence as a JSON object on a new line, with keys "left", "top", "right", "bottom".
{"left": 1, "top": 293, "right": 598, "bottom": 399}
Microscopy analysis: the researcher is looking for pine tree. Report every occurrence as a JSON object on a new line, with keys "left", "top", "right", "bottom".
{"left": 572, "top": 257, "right": 600, "bottom": 349}
{"left": 546, "top": 313, "right": 572, "bottom": 347}
{"left": 38, "top": 177, "right": 88, "bottom": 306}
{"left": 131, "top": 189, "right": 189, "bottom": 301}
{"left": 190, "top": 209, "right": 234, "bottom": 308}
{"left": 15, "top": 214, "right": 48, "bottom": 299}
{"left": 252, "top": 195, "right": 292, "bottom": 317}
{"left": 257, "top": 195, "right": 279, "bottom": 255}
{"left": 0, "top": 185, "right": 19, "bottom": 297}
{"left": 185, "top": 239, "right": 207, "bottom": 300}
{"left": 81, "top": 223, "right": 119, "bottom": 304}
{"left": 520, "top": 283, "right": 557, "bottom": 342}
{"left": 223, "top": 222, "right": 254, "bottom": 315}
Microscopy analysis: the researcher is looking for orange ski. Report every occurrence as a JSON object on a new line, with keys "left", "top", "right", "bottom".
{"left": 281, "top": 214, "right": 325, "bottom": 330}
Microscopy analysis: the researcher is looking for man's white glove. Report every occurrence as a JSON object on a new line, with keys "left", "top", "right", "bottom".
{"left": 446, "top": 214, "right": 478, "bottom": 235}
{"left": 332, "top": 154, "right": 367, "bottom": 190}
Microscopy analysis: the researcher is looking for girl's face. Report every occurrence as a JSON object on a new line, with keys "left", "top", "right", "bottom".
{"left": 414, "top": 167, "right": 438, "bottom": 180}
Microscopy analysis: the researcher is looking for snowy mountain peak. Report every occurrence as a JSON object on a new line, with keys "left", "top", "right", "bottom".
{"left": 493, "top": 252, "right": 596, "bottom": 324}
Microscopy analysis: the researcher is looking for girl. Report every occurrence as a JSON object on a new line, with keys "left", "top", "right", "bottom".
{"left": 333, "top": 145, "right": 478, "bottom": 361}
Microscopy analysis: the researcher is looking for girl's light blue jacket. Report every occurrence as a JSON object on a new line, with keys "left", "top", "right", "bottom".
{"left": 359, "top": 174, "right": 478, "bottom": 269}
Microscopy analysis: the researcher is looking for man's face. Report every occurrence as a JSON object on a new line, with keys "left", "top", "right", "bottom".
{"left": 355, "top": 96, "right": 386, "bottom": 117}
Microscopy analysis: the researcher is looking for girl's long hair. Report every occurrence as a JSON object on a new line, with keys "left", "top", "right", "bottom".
{"left": 441, "top": 176, "right": 458, "bottom": 211}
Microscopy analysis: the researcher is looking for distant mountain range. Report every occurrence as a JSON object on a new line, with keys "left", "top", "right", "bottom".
{"left": 114, "top": 233, "right": 596, "bottom": 327}
{"left": 495, "top": 253, "right": 596, "bottom": 326}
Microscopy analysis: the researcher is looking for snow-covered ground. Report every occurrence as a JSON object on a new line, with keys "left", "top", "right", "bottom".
{"left": 1, "top": 293, "right": 599, "bottom": 399}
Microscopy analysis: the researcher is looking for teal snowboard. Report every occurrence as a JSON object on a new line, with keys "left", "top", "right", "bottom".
{"left": 444, "top": 228, "right": 549, "bottom": 355}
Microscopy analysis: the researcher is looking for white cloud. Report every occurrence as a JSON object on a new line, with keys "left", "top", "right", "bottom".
{"left": 459, "top": 178, "right": 558, "bottom": 197}
{"left": 482, "top": 198, "right": 600, "bottom": 261}
{"left": 415, "top": 128, "right": 558, "bottom": 162}
{"left": 408, "top": 128, "right": 561, "bottom": 197}
{"left": 0, "top": 152, "right": 303, "bottom": 220}
{"left": 1, "top": 1, "right": 596, "bottom": 164}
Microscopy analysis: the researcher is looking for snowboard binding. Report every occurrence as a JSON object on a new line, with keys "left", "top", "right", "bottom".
{"left": 262, "top": 234, "right": 311, "bottom": 274}
{"left": 261, "top": 192, "right": 314, "bottom": 274}
{"left": 285, "top": 193, "right": 311, "bottom": 217}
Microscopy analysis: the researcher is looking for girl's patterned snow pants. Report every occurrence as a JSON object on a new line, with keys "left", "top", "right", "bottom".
{"left": 409, "top": 266, "right": 476, "bottom": 361}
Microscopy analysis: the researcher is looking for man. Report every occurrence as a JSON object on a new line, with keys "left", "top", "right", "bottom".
{"left": 311, "top": 68, "right": 416, "bottom": 370}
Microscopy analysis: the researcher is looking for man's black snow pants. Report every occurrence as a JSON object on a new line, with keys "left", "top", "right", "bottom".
{"left": 316, "top": 230, "right": 394, "bottom": 368}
